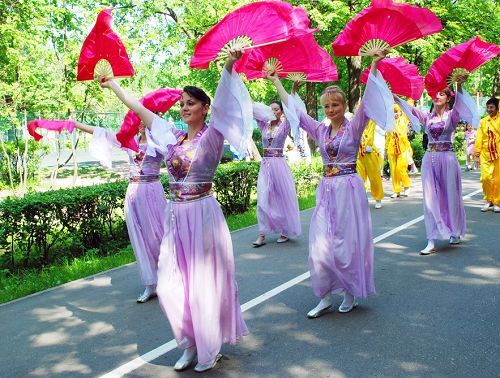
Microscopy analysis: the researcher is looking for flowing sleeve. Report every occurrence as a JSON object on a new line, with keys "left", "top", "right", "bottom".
{"left": 89, "top": 127, "right": 121, "bottom": 169}
{"left": 252, "top": 102, "right": 274, "bottom": 131}
{"left": 145, "top": 115, "right": 178, "bottom": 157}
{"left": 210, "top": 68, "right": 253, "bottom": 156}
{"left": 394, "top": 95, "right": 428, "bottom": 130}
{"left": 283, "top": 93, "right": 320, "bottom": 143}
{"left": 451, "top": 89, "right": 480, "bottom": 129}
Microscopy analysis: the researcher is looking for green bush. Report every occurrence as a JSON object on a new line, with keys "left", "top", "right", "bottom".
{"left": 213, "top": 161, "right": 260, "bottom": 214}
{"left": 290, "top": 157, "right": 323, "bottom": 197}
{"left": 410, "top": 133, "right": 425, "bottom": 168}
{"left": 453, "top": 131, "right": 466, "bottom": 160}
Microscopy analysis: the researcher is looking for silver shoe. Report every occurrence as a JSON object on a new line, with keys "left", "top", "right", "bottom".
{"left": 174, "top": 348, "right": 197, "bottom": 371}
{"left": 194, "top": 353, "right": 222, "bottom": 373}
{"left": 307, "top": 296, "right": 333, "bottom": 318}
{"left": 136, "top": 291, "right": 157, "bottom": 303}
{"left": 449, "top": 236, "right": 461, "bottom": 245}
{"left": 338, "top": 297, "right": 358, "bottom": 313}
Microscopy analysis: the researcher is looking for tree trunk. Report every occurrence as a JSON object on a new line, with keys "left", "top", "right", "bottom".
{"left": 346, "top": 56, "right": 362, "bottom": 112}
{"left": 20, "top": 109, "right": 29, "bottom": 196}
{"left": 0, "top": 135, "right": 15, "bottom": 193}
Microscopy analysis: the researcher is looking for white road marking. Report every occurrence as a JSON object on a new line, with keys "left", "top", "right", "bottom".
{"left": 98, "top": 187, "right": 482, "bottom": 377}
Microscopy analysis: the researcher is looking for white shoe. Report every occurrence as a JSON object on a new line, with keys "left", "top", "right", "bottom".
{"left": 307, "top": 294, "right": 333, "bottom": 318}
{"left": 494, "top": 205, "right": 500, "bottom": 213}
{"left": 449, "top": 236, "right": 461, "bottom": 245}
{"left": 174, "top": 347, "right": 197, "bottom": 371}
{"left": 276, "top": 235, "right": 289, "bottom": 243}
{"left": 419, "top": 240, "right": 436, "bottom": 255}
{"left": 401, "top": 187, "right": 410, "bottom": 197}
{"left": 136, "top": 286, "right": 157, "bottom": 303}
{"left": 194, "top": 354, "right": 222, "bottom": 373}
{"left": 481, "top": 202, "right": 492, "bottom": 212}
{"left": 338, "top": 293, "right": 358, "bottom": 313}
{"left": 390, "top": 193, "right": 400, "bottom": 199}
{"left": 375, "top": 200, "right": 382, "bottom": 209}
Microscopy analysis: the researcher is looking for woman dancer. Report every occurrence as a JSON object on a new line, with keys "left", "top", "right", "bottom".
{"left": 73, "top": 121, "right": 166, "bottom": 303}
{"left": 99, "top": 49, "right": 248, "bottom": 372}
{"left": 395, "top": 75, "right": 472, "bottom": 254}
{"left": 464, "top": 123, "right": 477, "bottom": 170}
{"left": 386, "top": 105, "right": 412, "bottom": 198}
{"left": 268, "top": 49, "right": 391, "bottom": 317}
{"left": 252, "top": 100, "right": 301, "bottom": 247}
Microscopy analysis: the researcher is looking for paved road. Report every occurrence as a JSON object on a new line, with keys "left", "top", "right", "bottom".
{"left": 1, "top": 171, "right": 499, "bottom": 377}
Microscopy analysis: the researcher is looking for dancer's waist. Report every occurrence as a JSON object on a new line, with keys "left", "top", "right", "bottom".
{"left": 323, "top": 163, "right": 357, "bottom": 177}
{"left": 428, "top": 141, "right": 453, "bottom": 152}
{"left": 169, "top": 182, "right": 212, "bottom": 202}
{"left": 129, "top": 175, "right": 160, "bottom": 183}
{"left": 263, "top": 148, "right": 284, "bottom": 158}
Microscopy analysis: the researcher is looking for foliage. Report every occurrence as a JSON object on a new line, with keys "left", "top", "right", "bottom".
{"left": 453, "top": 130, "right": 466, "bottom": 160}
{"left": 213, "top": 161, "right": 260, "bottom": 214}
{"left": 410, "top": 133, "right": 426, "bottom": 168}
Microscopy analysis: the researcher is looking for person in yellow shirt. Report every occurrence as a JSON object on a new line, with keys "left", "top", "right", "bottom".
{"left": 475, "top": 97, "right": 500, "bottom": 213}
{"left": 386, "top": 105, "right": 412, "bottom": 198}
{"left": 357, "top": 119, "right": 385, "bottom": 208}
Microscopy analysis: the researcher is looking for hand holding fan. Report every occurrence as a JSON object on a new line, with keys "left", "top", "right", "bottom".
{"left": 332, "top": 0, "right": 442, "bottom": 57}
{"left": 190, "top": 1, "right": 317, "bottom": 69}
{"left": 77, "top": 9, "right": 134, "bottom": 81}
{"left": 116, "top": 89, "right": 183, "bottom": 151}
{"left": 361, "top": 57, "right": 423, "bottom": 100}
{"left": 425, "top": 37, "right": 500, "bottom": 99}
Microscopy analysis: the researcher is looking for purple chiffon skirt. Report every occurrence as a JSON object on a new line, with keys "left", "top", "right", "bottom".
{"left": 257, "top": 158, "right": 301, "bottom": 237}
{"left": 124, "top": 181, "right": 166, "bottom": 286}
{"left": 421, "top": 151, "right": 466, "bottom": 240}
{"left": 309, "top": 174, "right": 375, "bottom": 299}
{"left": 156, "top": 195, "right": 248, "bottom": 365}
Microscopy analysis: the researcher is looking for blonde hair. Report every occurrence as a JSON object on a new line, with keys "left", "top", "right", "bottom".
{"left": 320, "top": 85, "right": 347, "bottom": 105}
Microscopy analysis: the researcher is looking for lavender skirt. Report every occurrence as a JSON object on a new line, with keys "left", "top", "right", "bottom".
{"left": 421, "top": 151, "right": 466, "bottom": 240}
{"left": 156, "top": 195, "right": 248, "bottom": 365}
{"left": 124, "top": 181, "right": 166, "bottom": 286}
{"left": 257, "top": 158, "right": 301, "bottom": 237}
{"left": 309, "top": 174, "right": 375, "bottom": 299}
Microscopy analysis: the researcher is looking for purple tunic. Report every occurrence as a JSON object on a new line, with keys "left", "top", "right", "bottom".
{"left": 398, "top": 92, "right": 471, "bottom": 240}
{"left": 148, "top": 69, "right": 250, "bottom": 365}
{"left": 90, "top": 129, "right": 166, "bottom": 286}
{"left": 255, "top": 115, "right": 301, "bottom": 237}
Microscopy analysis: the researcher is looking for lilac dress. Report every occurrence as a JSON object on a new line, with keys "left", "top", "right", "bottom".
{"left": 89, "top": 129, "right": 166, "bottom": 286}
{"left": 397, "top": 93, "right": 471, "bottom": 240}
{"left": 284, "top": 73, "right": 393, "bottom": 299}
{"left": 147, "top": 69, "right": 250, "bottom": 366}
{"left": 254, "top": 114, "right": 301, "bottom": 237}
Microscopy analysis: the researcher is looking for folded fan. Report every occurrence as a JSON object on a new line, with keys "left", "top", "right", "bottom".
{"left": 361, "top": 57, "right": 423, "bottom": 100}
{"left": 77, "top": 9, "right": 134, "bottom": 81}
{"left": 27, "top": 120, "right": 76, "bottom": 141}
{"left": 116, "top": 88, "right": 183, "bottom": 151}
{"left": 190, "top": 1, "right": 317, "bottom": 69}
{"left": 332, "top": 0, "right": 442, "bottom": 57}
{"left": 425, "top": 37, "right": 500, "bottom": 99}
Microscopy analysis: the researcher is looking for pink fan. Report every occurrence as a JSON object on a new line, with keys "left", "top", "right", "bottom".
{"left": 190, "top": 2, "right": 317, "bottom": 69}
{"left": 425, "top": 37, "right": 500, "bottom": 99}
{"left": 116, "top": 88, "right": 183, "bottom": 151}
{"left": 332, "top": 0, "right": 442, "bottom": 56}
{"left": 27, "top": 120, "right": 75, "bottom": 141}
{"left": 235, "top": 34, "right": 338, "bottom": 82}
{"left": 361, "top": 57, "right": 423, "bottom": 100}
{"left": 77, "top": 9, "right": 134, "bottom": 81}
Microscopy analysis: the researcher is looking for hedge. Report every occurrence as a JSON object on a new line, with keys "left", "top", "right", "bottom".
{"left": 0, "top": 162, "right": 260, "bottom": 272}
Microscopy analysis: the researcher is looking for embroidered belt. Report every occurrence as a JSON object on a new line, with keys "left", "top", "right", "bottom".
{"left": 169, "top": 182, "right": 213, "bottom": 202}
{"left": 323, "top": 163, "right": 357, "bottom": 177}
{"left": 428, "top": 141, "right": 453, "bottom": 152}
{"left": 129, "top": 175, "right": 160, "bottom": 183}
{"left": 263, "top": 148, "right": 284, "bottom": 158}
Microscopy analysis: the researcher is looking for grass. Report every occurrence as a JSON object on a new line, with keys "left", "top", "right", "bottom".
{"left": 0, "top": 188, "right": 318, "bottom": 305}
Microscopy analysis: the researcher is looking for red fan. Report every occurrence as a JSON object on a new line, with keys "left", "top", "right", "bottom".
{"left": 116, "top": 88, "right": 183, "bottom": 151}
{"left": 235, "top": 34, "right": 338, "bottom": 82}
{"left": 332, "top": 0, "right": 442, "bottom": 56}
{"left": 27, "top": 120, "right": 75, "bottom": 141}
{"left": 190, "top": 1, "right": 317, "bottom": 69}
{"left": 361, "top": 57, "right": 423, "bottom": 100}
{"left": 425, "top": 37, "right": 500, "bottom": 99}
{"left": 77, "top": 9, "right": 134, "bottom": 81}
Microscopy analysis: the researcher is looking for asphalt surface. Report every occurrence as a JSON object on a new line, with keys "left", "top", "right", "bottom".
{"left": 1, "top": 170, "right": 499, "bottom": 378}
